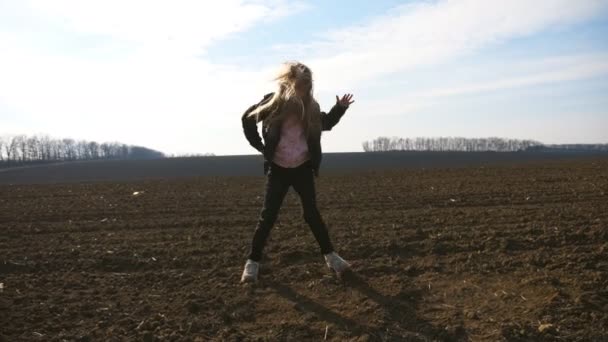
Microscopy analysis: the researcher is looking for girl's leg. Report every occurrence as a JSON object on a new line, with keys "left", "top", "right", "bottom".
{"left": 291, "top": 164, "right": 335, "bottom": 255}
{"left": 248, "top": 164, "right": 290, "bottom": 262}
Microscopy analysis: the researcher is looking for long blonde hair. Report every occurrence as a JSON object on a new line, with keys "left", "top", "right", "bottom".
{"left": 248, "top": 61, "right": 321, "bottom": 138}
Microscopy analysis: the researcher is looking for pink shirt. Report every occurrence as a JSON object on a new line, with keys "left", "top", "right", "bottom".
{"left": 273, "top": 111, "right": 310, "bottom": 168}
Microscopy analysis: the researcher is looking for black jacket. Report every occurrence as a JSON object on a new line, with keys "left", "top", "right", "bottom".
{"left": 241, "top": 92, "right": 348, "bottom": 177}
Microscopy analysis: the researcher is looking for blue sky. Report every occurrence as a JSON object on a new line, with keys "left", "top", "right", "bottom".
{"left": 1, "top": 0, "right": 607, "bottom": 156}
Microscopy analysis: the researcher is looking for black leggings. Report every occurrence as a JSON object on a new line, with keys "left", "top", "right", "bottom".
{"left": 248, "top": 160, "right": 334, "bottom": 261}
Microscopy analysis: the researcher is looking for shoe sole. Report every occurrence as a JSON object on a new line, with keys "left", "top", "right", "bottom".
{"left": 241, "top": 275, "right": 258, "bottom": 283}
{"left": 329, "top": 264, "right": 352, "bottom": 278}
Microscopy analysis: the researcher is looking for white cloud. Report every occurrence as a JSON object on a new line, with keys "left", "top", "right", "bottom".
{"left": 22, "top": 0, "right": 307, "bottom": 54}
{"left": 299, "top": 0, "right": 608, "bottom": 90}
{"left": 413, "top": 55, "right": 608, "bottom": 98}
{"left": 346, "top": 53, "right": 608, "bottom": 121}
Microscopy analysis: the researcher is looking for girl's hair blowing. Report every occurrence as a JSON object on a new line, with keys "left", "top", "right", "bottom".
{"left": 248, "top": 61, "right": 322, "bottom": 137}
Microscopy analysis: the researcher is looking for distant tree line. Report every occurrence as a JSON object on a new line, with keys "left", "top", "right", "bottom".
{"left": 0, "top": 134, "right": 165, "bottom": 167}
{"left": 362, "top": 136, "right": 544, "bottom": 152}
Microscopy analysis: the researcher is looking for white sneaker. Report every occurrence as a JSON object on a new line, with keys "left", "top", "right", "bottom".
{"left": 324, "top": 252, "right": 351, "bottom": 276}
{"left": 240, "top": 259, "right": 259, "bottom": 283}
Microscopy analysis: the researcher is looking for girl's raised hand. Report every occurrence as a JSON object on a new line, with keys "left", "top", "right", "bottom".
{"left": 336, "top": 94, "right": 355, "bottom": 108}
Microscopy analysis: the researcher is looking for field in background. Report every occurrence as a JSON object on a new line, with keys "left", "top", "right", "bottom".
{"left": 1, "top": 157, "right": 607, "bottom": 340}
{"left": 1, "top": 151, "right": 607, "bottom": 184}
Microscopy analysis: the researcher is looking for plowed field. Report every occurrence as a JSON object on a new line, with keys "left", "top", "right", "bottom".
{"left": 1, "top": 158, "right": 607, "bottom": 341}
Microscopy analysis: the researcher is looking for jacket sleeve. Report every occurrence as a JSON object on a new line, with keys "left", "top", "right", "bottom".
{"left": 321, "top": 103, "right": 348, "bottom": 131}
{"left": 241, "top": 93, "right": 274, "bottom": 153}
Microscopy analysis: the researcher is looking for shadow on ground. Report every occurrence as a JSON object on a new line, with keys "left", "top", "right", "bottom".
{"left": 266, "top": 272, "right": 468, "bottom": 341}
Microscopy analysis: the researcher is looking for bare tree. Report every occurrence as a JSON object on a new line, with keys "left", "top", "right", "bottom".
{"left": 12, "top": 135, "right": 27, "bottom": 162}
{"left": 62, "top": 138, "right": 76, "bottom": 160}
{"left": 76, "top": 140, "right": 88, "bottom": 159}
{"left": 50, "top": 139, "right": 61, "bottom": 160}
{"left": 7, "top": 136, "right": 18, "bottom": 162}
{"left": 87, "top": 141, "right": 99, "bottom": 159}
{"left": 26, "top": 136, "right": 39, "bottom": 161}
{"left": 38, "top": 135, "right": 51, "bottom": 161}
{"left": 0, "top": 137, "right": 4, "bottom": 161}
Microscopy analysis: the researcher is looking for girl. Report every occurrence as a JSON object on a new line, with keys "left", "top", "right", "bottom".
{"left": 240, "top": 61, "right": 354, "bottom": 283}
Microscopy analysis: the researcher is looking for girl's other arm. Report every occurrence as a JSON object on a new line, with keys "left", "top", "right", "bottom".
{"left": 241, "top": 93, "right": 273, "bottom": 153}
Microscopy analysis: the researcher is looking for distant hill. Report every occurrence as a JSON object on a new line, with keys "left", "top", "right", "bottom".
{"left": 526, "top": 144, "right": 608, "bottom": 152}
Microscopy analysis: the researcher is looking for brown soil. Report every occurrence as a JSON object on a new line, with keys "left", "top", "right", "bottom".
{"left": 1, "top": 158, "right": 607, "bottom": 341}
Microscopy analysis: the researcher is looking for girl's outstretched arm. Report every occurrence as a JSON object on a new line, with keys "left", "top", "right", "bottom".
{"left": 241, "top": 93, "right": 274, "bottom": 153}
{"left": 321, "top": 94, "right": 354, "bottom": 131}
